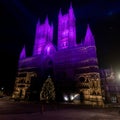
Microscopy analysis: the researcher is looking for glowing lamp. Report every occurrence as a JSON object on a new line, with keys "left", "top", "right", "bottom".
{"left": 70, "top": 95, "right": 74, "bottom": 100}
{"left": 64, "top": 95, "right": 69, "bottom": 101}
{"left": 118, "top": 74, "right": 120, "bottom": 79}
{"left": 1, "top": 87, "right": 4, "bottom": 90}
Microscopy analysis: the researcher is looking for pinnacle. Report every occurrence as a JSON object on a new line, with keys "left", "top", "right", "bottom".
{"left": 45, "top": 15, "right": 49, "bottom": 24}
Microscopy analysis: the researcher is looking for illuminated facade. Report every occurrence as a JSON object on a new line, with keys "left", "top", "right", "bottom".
{"left": 12, "top": 71, "right": 37, "bottom": 100}
{"left": 12, "top": 3, "right": 104, "bottom": 106}
{"left": 100, "top": 69, "right": 120, "bottom": 104}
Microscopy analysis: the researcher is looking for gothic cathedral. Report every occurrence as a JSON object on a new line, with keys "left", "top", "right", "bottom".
{"left": 12, "top": 3, "right": 104, "bottom": 106}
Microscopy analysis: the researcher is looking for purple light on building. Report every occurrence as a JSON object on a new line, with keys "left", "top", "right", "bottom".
{"left": 14, "top": 2, "right": 104, "bottom": 106}
{"left": 19, "top": 3, "right": 97, "bottom": 69}
{"left": 84, "top": 24, "right": 95, "bottom": 46}
{"left": 58, "top": 3, "right": 76, "bottom": 50}
{"left": 43, "top": 43, "right": 56, "bottom": 56}
{"left": 19, "top": 46, "right": 26, "bottom": 59}
{"left": 47, "top": 46, "right": 50, "bottom": 53}
{"left": 33, "top": 16, "right": 54, "bottom": 56}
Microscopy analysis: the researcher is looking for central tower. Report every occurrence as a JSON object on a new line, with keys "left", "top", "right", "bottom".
{"left": 58, "top": 3, "right": 76, "bottom": 50}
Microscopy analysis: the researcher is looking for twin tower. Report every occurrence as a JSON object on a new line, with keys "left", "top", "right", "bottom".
{"left": 33, "top": 3, "right": 76, "bottom": 56}
{"left": 20, "top": 3, "right": 95, "bottom": 59}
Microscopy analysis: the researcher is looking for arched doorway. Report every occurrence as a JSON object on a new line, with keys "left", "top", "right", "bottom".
{"left": 80, "top": 91, "right": 84, "bottom": 103}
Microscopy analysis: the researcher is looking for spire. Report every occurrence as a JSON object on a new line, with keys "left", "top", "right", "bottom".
{"left": 19, "top": 46, "right": 26, "bottom": 59}
{"left": 84, "top": 24, "right": 95, "bottom": 46}
{"left": 69, "top": 2, "right": 75, "bottom": 19}
{"left": 58, "top": 8, "right": 62, "bottom": 24}
{"left": 45, "top": 15, "right": 49, "bottom": 24}
{"left": 70, "top": 1, "right": 72, "bottom": 9}
{"left": 59, "top": 8, "right": 62, "bottom": 16}
{"left": 37, "top": 18, "right": 40, "bottom": 25}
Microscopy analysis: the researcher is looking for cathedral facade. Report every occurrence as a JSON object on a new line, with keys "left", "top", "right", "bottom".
{"left": 12, "top": 4, "right": 103, "bottom": 106}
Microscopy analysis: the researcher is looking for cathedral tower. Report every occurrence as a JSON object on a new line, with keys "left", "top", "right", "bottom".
{"left": 84, "top": 24, "right": 97, "bottom": 58}
{"left": 76, "top": 25, "right": 104, "bottom": 106}
{"left": 33, "top": 17, "right": 53, "bottom": 55}
{"left": 58, "top": 3, "right": 76, "bottom": 50}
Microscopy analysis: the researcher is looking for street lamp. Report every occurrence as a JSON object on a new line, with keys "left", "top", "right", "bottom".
{"left": 1, "top": 87, "right": 4, "bottom": 91}
{"left": 63, "top": 95, "right": 69, "bottom": 101}
{"left": 118, "top": 74, "right": 120, "bottom": 80}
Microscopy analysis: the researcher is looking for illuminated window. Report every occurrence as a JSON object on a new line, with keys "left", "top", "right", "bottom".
{"left": 63, "top": 30, "right": 68, "bottom": 36}
{"left": 62, "top": 41, "right": 68, "bottom": 48}
{"left": 63, "top": 42, "right": 66, "bottom": 46}
{"left": 46, "top": 46, "right": 50, "bottom": 55}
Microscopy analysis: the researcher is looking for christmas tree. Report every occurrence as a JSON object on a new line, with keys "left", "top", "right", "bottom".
{"left": 40, "top": 76, "right": 55, "bottom": 102}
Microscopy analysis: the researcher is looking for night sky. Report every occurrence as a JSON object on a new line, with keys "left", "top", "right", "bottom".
{"left": 0, "top": 0, "right": 120, "bottom": 92}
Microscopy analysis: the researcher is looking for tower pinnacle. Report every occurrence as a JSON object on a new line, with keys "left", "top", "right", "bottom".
{"left": 84, "top": 24, "right": 95, "bottom": 46}
{"left": 59, "top": 8, "right": 62, "bottom": 15}
{"left": 69, "top": 2, "right": 75, "bottom": 19}
{"left": 45, "top": 15, "right": 49, "bottom": 24}
{"left": 70, "top": 1, "right": 72, "bottom": 9}
{"left": 20, "top": 46, "right": 26, "bottom": 59}
{"left": 37, "top": 18, "right": 40, "bottom": 25}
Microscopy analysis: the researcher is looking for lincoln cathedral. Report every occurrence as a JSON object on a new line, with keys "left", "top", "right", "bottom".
{"left": 12, "top": 3, "right": 104, "bottom": 106}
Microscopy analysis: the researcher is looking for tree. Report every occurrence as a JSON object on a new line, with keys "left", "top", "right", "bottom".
{"left": 40, "top": 76, "right": 55, "bottom": 102}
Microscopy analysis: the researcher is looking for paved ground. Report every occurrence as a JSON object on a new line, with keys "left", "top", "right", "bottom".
{"left": 0, "top": 109, "right": 120, "bottom": 120}
{"left": 0, "top": 97, "right": 120, "bottom": 120}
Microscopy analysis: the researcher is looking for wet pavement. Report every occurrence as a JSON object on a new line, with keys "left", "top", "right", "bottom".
{"left": 0, "top": 97, "right": 120, "bottom": 120}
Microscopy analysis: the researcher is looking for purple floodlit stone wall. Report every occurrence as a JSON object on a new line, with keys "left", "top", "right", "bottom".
{"left": 84, "top": 24, "right": 95, "bottom": 46}
{"left": 33, "top": 17, "right": 53, "bottom": 56}
{"left": 54, "top": 45, "right": 98, "bottom": 81}
{"left": 18, "top": 3, "right": 99, "bottom": 84}
{"left": 58, "top": 4, "right": 76, "bottom": 50}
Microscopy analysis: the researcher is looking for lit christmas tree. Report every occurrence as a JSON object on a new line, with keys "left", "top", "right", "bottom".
{"left": 40, "top": 76, "right": 55, "bottom": 102}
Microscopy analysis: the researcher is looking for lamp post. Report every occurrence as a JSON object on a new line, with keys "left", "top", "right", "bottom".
{"left": 1, "top": 87, "right": 4, "bottom": 91}
{"left": 118, "top": 74, "right": 120, "bottom": 80}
